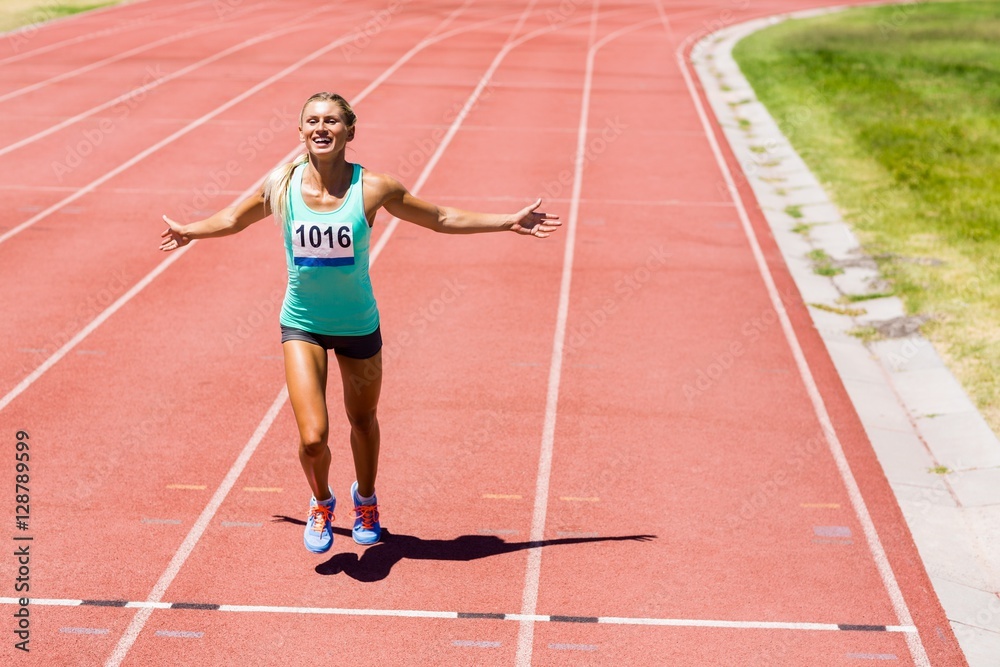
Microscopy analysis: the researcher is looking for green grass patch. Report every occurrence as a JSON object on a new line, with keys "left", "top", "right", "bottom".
{"left": 1, "top": 1, "right": 122, "bottom": 33}
{"left": 791, "top": 222, "right": 813, "bottom": 235}
{"left": 928, "top": 465, "right": 951, "bottom": 475}
{"left": 807, "top": 249, "right": 843, "bottom": 276}
{"left": 839, "top": 291, "right": 895, "bottom": 303}
{"left": 734, "top": 0, "right": 1000, "bottom": 433}
{"left": 848, "top": 326, "right": 882, "bottom": 343}
{"left": 784, "top": 204, "right": 804, "bottom": 219}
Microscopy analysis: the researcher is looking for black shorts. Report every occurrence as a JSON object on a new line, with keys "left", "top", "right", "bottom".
{"left": 280, "top": 324, "right": 382, "bottom": 359}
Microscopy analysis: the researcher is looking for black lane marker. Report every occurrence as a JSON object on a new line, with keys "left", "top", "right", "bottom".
{"left": 82, "top": 600, "right": 128, "bottom": 607}
{"left": 550, "top": 615, "right": 599, "bottom": 624}
{"left": 459, "top": 612, "right": 506, "bottom": 620}
{"left": 171, "top": 603, "right": 220, "bottom": 610}
{"left": 838, "top": 624, "right": 888, "bottom": 632}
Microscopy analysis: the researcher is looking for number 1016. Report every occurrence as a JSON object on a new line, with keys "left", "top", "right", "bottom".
{"left": 295, "top": 224, "right": 351, "bottom": 249}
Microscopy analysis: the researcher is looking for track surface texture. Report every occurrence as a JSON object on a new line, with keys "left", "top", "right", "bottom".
{"left": 0, "top": 1, "right": 968, "bottom": 665}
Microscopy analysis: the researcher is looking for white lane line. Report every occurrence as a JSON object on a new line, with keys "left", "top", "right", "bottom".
{"left": 0, "top": 596, "right": 918, "bottom": 631}
{"left": 513, "top": 9, "right": 668, "bottom": 666}
{"left": 0, "top": 2, "right": 271, "bottom": 103}
{"left": 104, "top": 387, "right": 288, "bottom": 666}
{"left": 514, "top": 2, "right": 597, "bottom": 660}
{"left": 2, "top": 597, "right": 80, "bottom": 606}
{"left": 0, "top": 0, "right": 205, "bottom": 66}
{"left": 0, "top": 3, "right": 344, "bottom": 158}
{"left": 673, "top": 17, "right": 931, "bottom": 667}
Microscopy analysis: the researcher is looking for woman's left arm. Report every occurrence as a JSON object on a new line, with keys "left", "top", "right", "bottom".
{"left": 378, "top": 173, "right": 561, "bottom": 238}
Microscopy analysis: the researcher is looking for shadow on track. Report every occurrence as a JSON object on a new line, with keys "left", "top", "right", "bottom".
{"left": 272, "top": 515, "right": 655, "bottom": 582}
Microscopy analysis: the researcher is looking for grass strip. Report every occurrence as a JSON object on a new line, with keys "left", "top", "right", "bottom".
{"left": 734, "top": 0, "right": 1000, "bottom": 432}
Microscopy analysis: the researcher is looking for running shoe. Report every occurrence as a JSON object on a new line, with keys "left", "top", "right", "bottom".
{"left": 303, "top": 491, "right": 335, "bottom": 554}
{"left": 351, "top": 481, "right": 381, "bottom": 545}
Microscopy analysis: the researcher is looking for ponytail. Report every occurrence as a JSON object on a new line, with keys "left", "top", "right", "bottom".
{"left": 265, "top": 153, "right": 309, "bottom": 224}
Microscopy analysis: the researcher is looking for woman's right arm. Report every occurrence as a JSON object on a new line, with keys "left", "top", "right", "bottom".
{"left": 159, "top": 181, "right": 271, "bottom": 252}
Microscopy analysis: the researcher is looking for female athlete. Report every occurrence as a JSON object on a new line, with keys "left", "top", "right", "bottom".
{"left": 159, "top": 92, "right": 560, "bottom": 554}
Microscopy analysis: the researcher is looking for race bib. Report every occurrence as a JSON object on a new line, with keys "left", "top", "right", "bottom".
{"left": 291, "top": 220, "right": 355, "bottom": 267}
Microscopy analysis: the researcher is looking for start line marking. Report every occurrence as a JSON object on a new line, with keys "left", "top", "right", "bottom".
{"left": 0, "top": 598, "right": 915, "bottom": 633}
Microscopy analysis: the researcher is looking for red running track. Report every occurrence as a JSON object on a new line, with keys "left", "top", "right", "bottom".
{"left": 0, "top": 1, "right": 967, "bottom": 665}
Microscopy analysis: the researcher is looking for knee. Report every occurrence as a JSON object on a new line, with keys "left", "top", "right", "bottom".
{"left": 298, "top": 426, "right": 328, "bottom": 457}
{"left": 347, "top": 408, "right": 378, "bottom": 435}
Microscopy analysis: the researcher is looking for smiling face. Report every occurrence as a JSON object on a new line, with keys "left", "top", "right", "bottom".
{"left": 299, "top": 99, "right": 355, "bottom": 156}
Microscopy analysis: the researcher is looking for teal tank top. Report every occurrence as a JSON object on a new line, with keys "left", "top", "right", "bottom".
{"left": 279, "top": 162, "right": 379, "bottom": 336}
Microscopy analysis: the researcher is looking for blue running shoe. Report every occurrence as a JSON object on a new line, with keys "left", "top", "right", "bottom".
{"left": 351, "top": 481, "right": 381, "bottom": 545}
{"left": 303, "top": 491, "right": 335, "bottom": 554}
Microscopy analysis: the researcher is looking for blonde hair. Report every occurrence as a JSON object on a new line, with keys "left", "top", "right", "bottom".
{"left": 265, "top": 92, "right": 358, "bottom": 223}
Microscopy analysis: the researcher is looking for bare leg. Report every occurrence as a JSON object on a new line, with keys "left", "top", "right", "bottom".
{"left": 283, "top": 340, "right": 333, "bottom": 503}
{"left": 335, "top": 350, "right": 382, "bottom": 498}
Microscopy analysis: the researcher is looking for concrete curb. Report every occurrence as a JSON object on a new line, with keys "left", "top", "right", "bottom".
{"left": 689, "top": 8, "right": 1000, "bottom": 666}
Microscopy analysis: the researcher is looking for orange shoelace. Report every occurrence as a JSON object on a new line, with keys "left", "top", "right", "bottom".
{"left": 308, "top": 504, "right": 333, "bottom": 533}
{"left": 354, "top": 503, "right": 379, "bottom": 529}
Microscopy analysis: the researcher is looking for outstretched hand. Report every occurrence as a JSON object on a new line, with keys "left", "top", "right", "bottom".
{"left": 510, "top": 199, "right": 561, "bottom": 238}
{"left": 159, "top": 215, "right": 190, "bottom": 252}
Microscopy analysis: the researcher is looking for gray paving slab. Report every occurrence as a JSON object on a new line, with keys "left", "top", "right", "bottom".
{"left": 766, "top": 169, "right": 823, "bottom": 189}
{"left": 949, "top": 624, "right": 1000, "bottom": 667}
{"left": 892, "top": 482, "right": 958, "bottom": 511}
{"left": 856, "top": 296, "right": 908, "bottom": 322}
{"left": 865, "top": 426, "right": 941, "bottom": 488}
{"left": 914, "top": 413, "right": 1000, "bottom": 470}
{"left": 798, "top": 202, "right": 845, "bottom": 225}
{"left": 932, "top": 577, "right": 1000, "bottom": 634}
{"left": 893, "top": 367, "right": 980, "bottom": 418}
{"left": 833, "top": 266, "right": 885, "bottom": 295}
{"left": 874, "top": 337, "right": 946, "bottom": 374}
{"left": 808, "top": 225, "right": 858, "bottom": 259}
{"left": 839, "top": 377, "right": 917, "bottom": 433}
{"left": 948, "top": 468, "right": 1000, "bottom": 508}
{"left": 771, "top": 229, "right": 814, "bottom": 259}
{"left": 823, "top": 340, "right": 886, "bottom": 384}
{"left": 900, "top": 506, "right": 996, "bottom": 591}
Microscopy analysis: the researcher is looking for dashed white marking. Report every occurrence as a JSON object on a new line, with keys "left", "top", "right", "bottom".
{"left": 60, "top": 627, "right": 110, "bottom": 635}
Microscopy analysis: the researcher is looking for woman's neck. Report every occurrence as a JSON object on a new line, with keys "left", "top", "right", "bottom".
{"left": 305, "top": 153, "right": 352, "bottom": 193}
